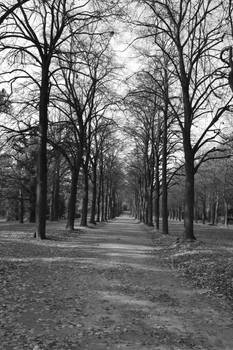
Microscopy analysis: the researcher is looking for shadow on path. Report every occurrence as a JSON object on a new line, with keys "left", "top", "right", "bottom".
{"left": 0, "top": 214, "right": 233, "bottom": 350}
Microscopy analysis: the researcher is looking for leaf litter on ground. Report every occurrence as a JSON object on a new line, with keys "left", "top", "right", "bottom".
{"left": 151, "top": 223, "right": 233, "bottom": 306}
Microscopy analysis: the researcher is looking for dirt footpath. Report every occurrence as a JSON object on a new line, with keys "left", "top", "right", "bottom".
{"left": 0, "top": 215, "right": 233, "bottom": 349}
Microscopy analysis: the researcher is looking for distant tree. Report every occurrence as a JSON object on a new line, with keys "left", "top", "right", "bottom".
{"left": 0, "top": 133, "right": 38, "bottom": 223}
{"left": 49, "top": 28, "right": 116, "bottom": 229}
{"left": 0, "top": 153, "right": 18, "bottom": 220}
{"left": 194, "top": 151, "right": 233, "bottom": 226}
{"left": 124, "top": 61, "right": 180, "bottom": 231}
{"left": 100, "top": 139, "right": 125, "bottom": 220}
{"left": 10, "top": 135, "right": 37, "bottom": 223}
{"left": 47, "top": 148, "right": 66, "bottom": 221}
{"left": 124, "top": 115, "right": 157, "bottom": 226}
{"left": 89, "top": 118, "right": 116, "bottom": 224}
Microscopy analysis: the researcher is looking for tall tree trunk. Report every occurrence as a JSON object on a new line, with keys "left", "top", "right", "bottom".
{"left": 89, "top": 160, "right": 97, "bottom": 224}
{"left": 29, "top": 177, "right": 36, "bottom": 223}
{"left": 180, "top": 51, "right": 196, "bottom": 241}
{"left": 19, "top": 188, "right": 24, "bottom": 224}
{"left": 80, "top": 164, "right": 89, "bottom": 227}
{"left": 183, "top": 148, "right": 196, "bottom": 240}
{"left": 214, "top": 194, "right": 219, "bottom": 225}
{"left": 194, "top": 197, "right": 199, "bottom": 223}
{"left": 101, "top": 166, "right": 105, "bottom": 222}
{"left": 154, "top": 153, "right": 160, "bottom": 230}
{"left": 135, "top": 193, "right": 139, "bottom": 219}
{"left": 144, "top": 186, "right": 149, "bottom": 224}
{"left": 112, "top": 191, "right": 117, "bottom": 218}
{"left": 104, "top": 178, "right": 109, "bottom": 221}
{"left": 147, "top": 182, "right": 154, "bottom": 226}
{"left": 161, "top": 100, "right": 168, "bottom": 234}
{"left": 96, "top": 172, "right": 101, "bottom": 222}
{"left": 66, "top": 166, "right": 80, "bottom": 231}
{"left": 108, "top": 180, "right": 114, "bottom": 219}
{"left": 36, "top": 65, "right": 49, "bottom": 239}
{"left": 50, "top": 159, "right": 60, "bottom": 221}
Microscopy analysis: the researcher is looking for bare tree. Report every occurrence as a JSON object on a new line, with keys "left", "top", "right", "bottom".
{"left": 89, "top": 117, "right": 117, "bottom": 224}
{"left": 133, "top": 0, "right": 232, "bottom": 240}
{"left": 0, "top": 0, "right": 119, "bottom": 238}
{"left": 49, "top": 28, "right": 117, "bottom": 230}
{"left": 124, "top": 82, "right": 160, "bottom": 226}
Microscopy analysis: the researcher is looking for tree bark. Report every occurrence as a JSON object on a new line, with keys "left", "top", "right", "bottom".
{"left": 214, "top": 194, "right": 219, "bottom": 225}
{"left": 154, "top": 153, "right": 160, "bottom": 230}
{"left": 66, "top": 166, "right": 80, "bottom": 231}
{"left": 104, "top": 178, "right": 109, "bottom": 221}
{"left": 96, "top": 172, "right": 101, "bottom": 222}
{"left": 147, "top": 182, "right": 154, "bottom": 226}
{"left": 161, "top": 76, "right": 169, "bottom": 234}
{"left": 50, "top": 159, "right": 60, "bottom": 221}
{"left": 36, "top": 64, "right": 49, "bottom": 239}
{"left": 101, "top": 165, "right": 105, "bottom": 222}
{"left": 194, "top": 197, "right": 199, "bottom": 223}
{"left": 183, "top": 148, "right": 196, "bottom": 240}
{"left": 180, "top": 61, "right": 196, "bottom": 240}
{"left": 80, "top": 163, "right": 89, "bottom": 227}
{"left": 19, "top": 188, "right": 24, "bottom": 224}
{"left": 89, "top": 160, "right": 97, "bottom": 224}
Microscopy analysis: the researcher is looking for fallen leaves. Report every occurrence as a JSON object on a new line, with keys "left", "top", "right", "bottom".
{"left": 1, "top": 219, "right": 233, "bottom": 349}
{"left": 152, "top": 232, "right": 233, "bottom": 306}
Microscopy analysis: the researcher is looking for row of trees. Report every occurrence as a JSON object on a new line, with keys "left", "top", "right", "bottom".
{"left": 0, "top": 121, "right": 124, "bottom": 225}
{"left": 169, "top": 151, "right": 233, "bottom": 226}
{"left": 1, "top": 1, "right": 233, "bottom": 242}
{"left": 124, "top": 0, "right": 233, "bottom": 240}
{"left": 0, "top": 0, "right": 125, "bottom": 238}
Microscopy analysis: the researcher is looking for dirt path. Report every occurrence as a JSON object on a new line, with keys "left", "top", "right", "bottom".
{"left": 1, "top": 215, "right": 233, "bottom": 349}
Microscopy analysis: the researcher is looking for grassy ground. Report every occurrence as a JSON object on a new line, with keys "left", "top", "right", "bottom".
{"left": 152, "top": 220, "right": 233, "bottom": 306}
{"left": 1, "top": 218, "right": 233, "bottom": 307}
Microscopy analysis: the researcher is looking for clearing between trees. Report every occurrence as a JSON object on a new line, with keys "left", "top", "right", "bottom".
{"left": 0, "top": 214, "right": 233, "bottom": 350}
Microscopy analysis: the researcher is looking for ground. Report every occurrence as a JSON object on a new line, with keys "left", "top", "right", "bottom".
{"left": 0, "top": 215, "right": 233, "bottom": 350}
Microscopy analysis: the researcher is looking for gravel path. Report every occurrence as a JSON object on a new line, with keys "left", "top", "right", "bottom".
{"left": 1, "top": 215, "right": 233, "bottom": 349}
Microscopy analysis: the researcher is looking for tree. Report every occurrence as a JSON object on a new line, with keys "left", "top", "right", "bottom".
{"left": 124, "top": 59, "right": 180, "bottom": 231}
{"left": 49, "top": 28, "right": 116, "bottom": 229}
{"left": 0, "top": 0, "right": 119, "bottom": 238}
{"left": 124, "top": 91, "right": 158, "bottom": 226}
{"left": 133, "top": 0, "right": 232, "bottom": 240}
{"left": 99, "top": 138, "right": 125, "bottom": 220}
{"left": 0, "top": 0, "right": 81, "bottom": 237}
{"left": 89, "top": 118, "right": 116, "bottom": 224}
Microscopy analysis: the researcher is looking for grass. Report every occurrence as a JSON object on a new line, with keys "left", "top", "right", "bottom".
{"left": 152, "top": 220, "right": 233, "bottom": 306}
